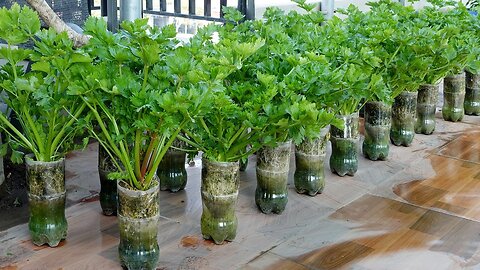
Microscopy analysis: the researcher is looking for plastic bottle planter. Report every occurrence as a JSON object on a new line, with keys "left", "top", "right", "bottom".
{"left": 26, "top": 155, "right": 67, "bottom": 247}
{"left": 157, "top": 148, "right": 187, "bottom": 192}
{"left": 329, "top": 113, "right": 359, "bottom": 176}
{"left": 362, "top": 101, "right": 391, "bottom": 161}
{"left": 98, "top": 146, "right": 118, "bottom": 216}
{"left": 415, "top": 83, "right": 439, "bottom": 135}
{"left": 294, "top": 127, "right": 329, "bottom": 196}
{"left": 443, "top": 72, "right": 465, "bottom": 122}
{"left": 118, "top": 180, "right": 160, "bottom": 270}
{"left": 255, "top": 141, "right": 292, "bottom": 214}
{"left": 465, "top": 71, "right": 480, "bottom": 115}
{"left": 201, "top": 158, "right": 239, "bottom": 244}
{"left": 391, "top": 91, "right": 417, "bottom": 147}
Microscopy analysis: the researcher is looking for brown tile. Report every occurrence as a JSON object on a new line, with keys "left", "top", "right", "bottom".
{"left": 461, "top": 162, "right": 477, "bottom": 168}
{"left": 331, "top": 195, "right": 425, "bottom": 231}
{"left": 431, "top": 201, "right": 469, "bottom": 216}
{"left": 295, "top": 241, "right": 374, "bottom": 269}
{"left": 393, "top": 181, "right": 447, "bottom": 206}
{"left": 0, "top": 266, "right": 18, "bottom": 270}
{"left": 101, "top": 221, "right": 119, "bottom": 238}
{"left": 380, "top": 229, "right": 434, "bottom": 253}
{"left": 396, "top": 203, "right": 420, "bottom": 215}
{"left": 410, "top": 210, "right": 461, "bottom": 237}
{"left": 437, "top": 133, "right": 480, "bottom": 164}
{"left": 97, "top": 245, "right": 118, "bottom": 262}
{"left": 437, "top": 140, "right": 465, "bottom": 157}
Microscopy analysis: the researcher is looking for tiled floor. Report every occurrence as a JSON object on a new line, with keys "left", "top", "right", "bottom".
{"left": 1, "top": 109, "right": 480, "bottom": 270}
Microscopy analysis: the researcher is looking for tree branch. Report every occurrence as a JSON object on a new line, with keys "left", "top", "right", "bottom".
{"left": 25, "top": 0, "right": 90, "bottom": 47}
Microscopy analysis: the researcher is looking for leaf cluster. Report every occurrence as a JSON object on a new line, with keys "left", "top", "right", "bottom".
{"left": 420, "top": 0, "right": 476, "bottom": 77}
{"left": 0, "top": 4, "right": 89, "bottom": 163}
{"left": 178, "top": 18, "right": 268, "bottom": 162}
{"left": 216, "top": 7, "right": 340, "bottom": 148}
{"left": 70, "top": 17, "right": 224, "bottom": 190}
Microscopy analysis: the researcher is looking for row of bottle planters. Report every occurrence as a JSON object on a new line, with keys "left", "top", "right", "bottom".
{"left": 336, "top": 70, "right": 478, "bottom": 176}
{"left": 24, "top": 70, "right": 478, "bottom": 269}
{"left": 26, "top": 137, "right": 327, "bottom": 268}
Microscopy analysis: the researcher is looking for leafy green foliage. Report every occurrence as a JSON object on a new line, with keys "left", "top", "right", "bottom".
{"left": 0, "top": 4, "right": 40, "bottom": 45}
{"left": 274, "top": 5, "right": 382, "bottom": 113}
{"left": 183, "top": 4, "right": 341, "bottom": 158}
{"left": 462, "top": 6, "right": 480, "bottom": 74}
{"left": 177, "top": 22, "right": 267, "bottom": 162}
{"left": 335, "top": 0, "right": 475, "bottom": 99}
{"left": 338, "top": 2, "right": 419, "bottom": 99}
{"left": 0, "top": 4, "right": 89, "bottom": 163}
{"left": 245, "top": 7, "right": 342, "bottom": 135}
{"left": 420, "top": 0, "right": 476, "bottom": 77}
{"left": 76, "top": 17, "right": 255, "bottom": 189}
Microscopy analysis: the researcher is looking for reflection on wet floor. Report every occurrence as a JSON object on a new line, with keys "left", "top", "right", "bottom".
{"left": 395, "top": 134, "right": 480, "bottom": 220}
{"left": 281, "top": 195, "right": 480, "bottom": 269}
{"left": 250, "top": 128, "right": 480, "bottom": 270}
{"left": 1, "top": 124, "right": 480, "bottom": 269}
{"left": 437, "top": 131, "right": 480, "bottom": 164}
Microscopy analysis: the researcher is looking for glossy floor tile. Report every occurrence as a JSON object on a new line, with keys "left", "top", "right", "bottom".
{"left": 1, "top": 114, "right": 480, "bottom": 270}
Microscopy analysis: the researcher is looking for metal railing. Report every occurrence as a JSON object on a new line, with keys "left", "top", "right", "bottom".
{"left": 88, "top": 0, "right": 255, "bottom": 31}
{"left": 88, "top": 0, "right": 110, "bottom": 16}
{"left": 143, "top": 0, "right": 248, "bottom": 22}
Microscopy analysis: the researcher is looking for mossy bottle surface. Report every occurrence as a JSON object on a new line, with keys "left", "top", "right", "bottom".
{"left": 465, "top": 71, "right": 480, "bottom": 115}
{"left": 98, "top": 146, "right": 117, "bottom": 216}
{"left": 255, "top": 141, "right": 292, "bottom": 214}
{"left": 118, "top": 180, "right": 160, "bottom": 270}
{"left": 26, "top": 155, "right": 67, "bottom": 247}
{"left": 363, "top": 101, "right": 391, "bottom": 161}
{"left": 391, "top": 91, "right": 417, "bottom": 146}
{"left": 294, "top": 128, "right": 329, "bottom": 196}
{"left": 201, "top": 158, "right": 239, "bottom": 244}
{"left": 416, "top": 83, "right": 439, "bottom": 135}
{"left": 443, "top": 72, "right": 465, "bottom": 122}
{"left": 330, "top": 113, "right": 359, "bottom": 176}
{"left": 157, "top": 139, "right": 187, "bottom": 192}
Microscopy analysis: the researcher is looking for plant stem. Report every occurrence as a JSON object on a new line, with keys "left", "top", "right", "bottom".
{"left": 50, "top": 102, "right": 86, "bottom": 159}
{"left": 199, "top": 117, "right": 211, "bottom": 136}
{"left": 142, "top": 65, "right": 149, "bottom": 90}
{"left": 177, "top": 134, "right": 202, "bottom": 150}
{"left": 182, "top": 129, "right": 204, "bottom": 152}
{"left": 21, "top": 106, "right": 46, "bottom": 160}
{"left": 144, "top": 121, "right": 186, "bottom": 188}
{"left": 82, "top": 97, "right": 137, "bottom": 186}
{"left": 227, "top": 125, "right": 247, "bottom": 149}
{"left": 134, "top": 130, "right": 142, "bottom": 180}
{"left": 0, "top": 113, "right": 34, "bottom": 151}
{"left": 146, "top": 135, "right": 164, "bottom": 173}
{"left": 140, "top": 133, "right": 158, "bottom": 180}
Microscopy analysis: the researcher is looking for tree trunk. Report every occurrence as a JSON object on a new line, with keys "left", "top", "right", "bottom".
{"left": 25, "top": 0, "right": 90, "bottom": 47}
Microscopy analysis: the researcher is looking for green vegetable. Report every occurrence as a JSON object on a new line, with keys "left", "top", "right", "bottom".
{"left": 74, "top": 17, "right": 253, "bottom": 189}
{"left": 178, "top": 14, "right": 267, "bottom": 162}
{"left": 227, "top": 6, "right": 341, "bottom": 145}
{"left": 420, "top": 0, "right": 475, "bottom": 77}
{"left": 0, "top": 4, "right": 89, "bottom": 163}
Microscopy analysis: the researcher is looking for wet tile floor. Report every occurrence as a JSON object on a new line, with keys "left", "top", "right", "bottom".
{"left": 1, "top": 111, "right": 480, "bottom": 270}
